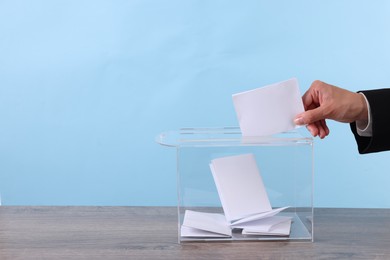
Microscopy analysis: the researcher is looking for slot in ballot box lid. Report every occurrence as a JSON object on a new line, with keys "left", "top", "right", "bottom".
{"left": 156, "top": 127, "right": 312, "bottom": 148}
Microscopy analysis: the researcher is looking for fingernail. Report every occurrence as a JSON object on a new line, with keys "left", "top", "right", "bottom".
{"left": 294, "top": 117, "right": 304, "bottom": 125}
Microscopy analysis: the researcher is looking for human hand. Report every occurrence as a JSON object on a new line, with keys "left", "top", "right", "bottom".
{"left": 294, "top": 80, "right": 368, "bottom": 139}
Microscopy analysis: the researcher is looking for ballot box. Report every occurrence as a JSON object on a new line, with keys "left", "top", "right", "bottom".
{"left": 156, "top": 127, "right": 313, "bottom": 243}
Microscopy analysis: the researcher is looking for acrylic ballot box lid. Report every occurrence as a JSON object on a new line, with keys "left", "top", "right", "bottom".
{"left": 156, "top": 127, "right": 314, "bottom": 243}
{"left": 156, "top": 127, "right": 313, "bottom": 147}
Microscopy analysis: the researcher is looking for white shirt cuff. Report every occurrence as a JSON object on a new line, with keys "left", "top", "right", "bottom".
{"left": 356, "top": 93, "right": 372, "bottom": 137}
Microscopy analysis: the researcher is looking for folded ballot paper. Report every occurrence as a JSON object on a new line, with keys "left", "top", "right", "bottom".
{"left": 181, "top": 153, "right": 291, "bottom": 237}
{"left": 232, "top": 78, "right": 304, "bottom": 137}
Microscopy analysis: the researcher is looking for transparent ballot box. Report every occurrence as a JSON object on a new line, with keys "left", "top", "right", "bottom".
{"left": 156, "top": 127, "right": 313, "bottom": 243}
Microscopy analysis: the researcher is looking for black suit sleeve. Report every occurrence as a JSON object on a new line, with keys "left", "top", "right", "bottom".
{"left": 350, "top": 88, "right": 390, "bottom": 154}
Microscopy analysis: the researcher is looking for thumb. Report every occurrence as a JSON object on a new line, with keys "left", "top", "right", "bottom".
{"left": 294, "top": 107, "right": 325, "bottom": 125}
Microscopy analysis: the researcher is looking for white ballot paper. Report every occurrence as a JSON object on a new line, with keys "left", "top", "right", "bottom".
{"left": 230, "top": 206, "right": 289, "bottom": 226}
{"left": 242, "top": 219, "right": 292, "bottom": 236}
{"left": 232, "top": 78, "right": 304, "bottom": 137}
{"left": 181, "top": 210, "right": 232, "bottom": 237}
{"left": 232, "top": 215, "right": 292, "bottom": 232}
{"left": 210, "top": 153, "right": 272, "bottom": 222}
{"left": 181, "top": 153, "right": 291, "bottom": 237}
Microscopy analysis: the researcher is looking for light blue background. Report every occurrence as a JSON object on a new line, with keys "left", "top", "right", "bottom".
{"left": 1, "top": 1, "right": 390, "bottom": 207}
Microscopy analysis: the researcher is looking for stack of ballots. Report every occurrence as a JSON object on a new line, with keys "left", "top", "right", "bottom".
{"left": 181, "top": 78, "right": 305, "bottom": 237}
{"left": 181, "top": 153, "right": 291, "bottom": 237}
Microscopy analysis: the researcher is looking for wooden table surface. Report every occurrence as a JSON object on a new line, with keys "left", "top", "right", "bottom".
{"left": 0, "top": 207, "right": 389, "bottom": 259}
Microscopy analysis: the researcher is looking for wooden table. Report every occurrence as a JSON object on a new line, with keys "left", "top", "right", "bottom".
{"left": 0, "top": 207, "right": 389, "bottom": 259}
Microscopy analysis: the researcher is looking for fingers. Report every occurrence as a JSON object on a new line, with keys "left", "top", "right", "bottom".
{"left": 296, "top": 80, "right": 332, "bottom": 139}
{"left": 316, "top": 120, "right": 329, "bottom": 139}
{"left": 304, "top": 120, "right": 329, "bottom": 139}
{"left": 301, "top": 89, "right": 315, "bottom": 111}
{"left": 301, "top": 80, "right": 323, "bottom": 109}
{"left": 306, "top": 123, "right": 318, "bottom": 137}
{"left": 294, "top": 114, "right": 306, "bottom": 125}
{"left": 294, "top": 107, "right": 325, "bottom": 126}
{"left": 320, "top": 119, "right": 330, "bottom": 137}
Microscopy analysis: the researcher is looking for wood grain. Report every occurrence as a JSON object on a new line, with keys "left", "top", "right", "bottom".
{"left": 0, "top": 207, "right": 389, "bottom": 259}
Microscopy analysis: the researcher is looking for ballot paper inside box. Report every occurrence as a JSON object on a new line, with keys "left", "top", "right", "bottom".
{"left": 156, "top": 127, "right": 313, "bottom": 243}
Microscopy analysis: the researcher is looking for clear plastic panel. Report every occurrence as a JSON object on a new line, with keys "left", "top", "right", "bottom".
{"left": 157, "top": 127, "right": 313, "bottom": 242}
